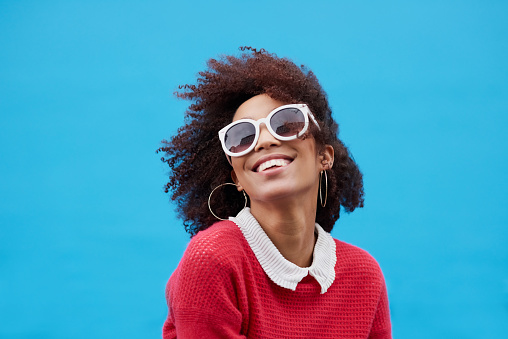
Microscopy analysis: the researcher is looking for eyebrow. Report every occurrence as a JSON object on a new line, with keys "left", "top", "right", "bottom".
{"left": 233, "top": 115, "right": 260, "bottom": 121}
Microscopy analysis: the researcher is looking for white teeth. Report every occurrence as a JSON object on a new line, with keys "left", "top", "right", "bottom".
{"left": 257, "top": 159, "right": 290, "bottom": 172}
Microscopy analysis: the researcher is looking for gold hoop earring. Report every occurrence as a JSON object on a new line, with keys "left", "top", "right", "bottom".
{"left": 208, "top": 183, "right": 248, "bottom": 221}
{"left": 319, "top": 170, "right": 328, "bottom": 207}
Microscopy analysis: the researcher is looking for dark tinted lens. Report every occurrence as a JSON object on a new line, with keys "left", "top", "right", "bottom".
{"left": 224, "top": 122, "right": 256, "bottom": 153}
{"left": 270, "top": 108, "right": 306, "bottom": 137}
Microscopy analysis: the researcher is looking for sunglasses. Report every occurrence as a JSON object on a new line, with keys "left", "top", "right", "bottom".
{"left": 218, "top": 104, "right": 321, "bottom": 157}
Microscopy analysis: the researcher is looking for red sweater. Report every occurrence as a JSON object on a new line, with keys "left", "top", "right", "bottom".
{"left": 163, "top": 220, "right": 391, "bottom": 338}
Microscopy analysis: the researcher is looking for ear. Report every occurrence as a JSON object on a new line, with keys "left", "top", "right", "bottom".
{"left": 230, "top": 170, "right": 244, "bottom": 192}
{"left": 319, "top": 145, "right": 334, "bottom": 171}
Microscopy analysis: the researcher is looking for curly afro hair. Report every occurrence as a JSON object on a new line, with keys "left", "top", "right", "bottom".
{"left": 158, "top": 47, "right": 364, "bottom": 237}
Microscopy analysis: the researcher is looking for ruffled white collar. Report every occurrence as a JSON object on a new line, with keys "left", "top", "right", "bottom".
{"left": 230, "top": 208, "right": 336, "bottom": 294}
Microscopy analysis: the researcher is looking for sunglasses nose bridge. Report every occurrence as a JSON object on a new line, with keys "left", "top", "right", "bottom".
{"left": 256, "top": 117, "right": 269, "bottom": 128}
{"left": 254, "top": 117, "right": 272, "bottom": 138}
{"left": 254, "top": 118, "right": 281, "bottom": 152}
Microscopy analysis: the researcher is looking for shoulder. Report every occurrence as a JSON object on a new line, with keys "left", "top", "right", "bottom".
{"left": 333, "top": 238, "right": 386, "bottom": 283}
{"left": 171, "top": 220, "right": 248, "bottom": 284}
{"left": 166, "top": 221, "right": 248, "bottom": 303}
{"left": 165, "top": 222, "right": 247, "bottom": 333}
{"left": 192, "top": 220, "right": 245, "bottom": 245}
{"left": 183, "top": 220, "right": 247, "bottom": 262}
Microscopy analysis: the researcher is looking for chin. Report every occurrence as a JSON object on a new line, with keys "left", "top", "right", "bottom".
{"left": 249, "top": 184, "right": 309, "bottom": 203}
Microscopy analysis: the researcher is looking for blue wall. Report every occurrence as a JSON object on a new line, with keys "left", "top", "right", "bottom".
{"left": 1, "top": 1, "right": 507, "bottom": 338}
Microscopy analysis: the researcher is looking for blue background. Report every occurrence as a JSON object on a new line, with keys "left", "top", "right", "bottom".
{"left": 1, "top": 1, "right": 507, "bottom": 338}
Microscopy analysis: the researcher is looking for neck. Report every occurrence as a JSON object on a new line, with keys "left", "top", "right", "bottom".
{"left": 249, "top": 198, "right": 317, "bottom": 268}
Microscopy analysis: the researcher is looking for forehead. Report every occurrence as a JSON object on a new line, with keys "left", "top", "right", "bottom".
{"left": 233, "top": 94, "right": 287, "bottom": 122}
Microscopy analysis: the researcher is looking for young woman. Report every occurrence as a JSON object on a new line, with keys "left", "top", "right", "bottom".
{"left": 159, "top": 47, "right": 392, "bottom": 338}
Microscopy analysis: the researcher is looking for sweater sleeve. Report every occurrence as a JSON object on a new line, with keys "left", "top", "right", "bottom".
{"left": 163, "top": 226, "right": 247, "bottom": 339}
{"left": 368, "top": 277, "right": 392, "bottom": 339}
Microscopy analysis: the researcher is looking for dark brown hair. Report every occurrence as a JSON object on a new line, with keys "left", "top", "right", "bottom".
{"left": 158, "top": 47, "right": 364, "bottom": 237}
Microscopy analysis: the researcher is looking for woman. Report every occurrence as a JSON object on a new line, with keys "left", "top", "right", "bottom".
{"left": 159, "top": 47, "right": 391, "bottom": 338}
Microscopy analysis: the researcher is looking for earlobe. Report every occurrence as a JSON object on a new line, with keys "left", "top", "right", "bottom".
{"left": 230, "top": 170, "right": 244, "bottom": 192}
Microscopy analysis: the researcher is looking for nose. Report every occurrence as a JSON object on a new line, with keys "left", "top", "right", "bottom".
{"left": 254, "top": 123, "right": 281, "bottom": 152}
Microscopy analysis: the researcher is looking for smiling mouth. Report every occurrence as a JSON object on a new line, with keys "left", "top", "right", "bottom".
{"left": 255, "top": 159, "right": 292, "bottom": 172}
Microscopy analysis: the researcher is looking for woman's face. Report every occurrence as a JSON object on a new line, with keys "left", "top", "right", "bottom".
{"left": 230, "top": 94, "right": 332, "bottom": 206}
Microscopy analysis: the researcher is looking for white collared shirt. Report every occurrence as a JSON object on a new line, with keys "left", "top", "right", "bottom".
{"left": 230, "top": 208, "right": 337, "bottom": 294}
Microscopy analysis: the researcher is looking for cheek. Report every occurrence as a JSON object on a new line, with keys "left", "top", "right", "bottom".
{"left": 231, "top": 158, "right": 246, "bottom": 172}
{"left": 231, "top": 158, "right": 249, "bottom": 183}
{"left": 299, "top": 142, "right": 319, "bottom": 162}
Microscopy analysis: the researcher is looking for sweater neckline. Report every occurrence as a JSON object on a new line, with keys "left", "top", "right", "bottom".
{"left": 230, "top": 207, "right": 336, "bottom": 294}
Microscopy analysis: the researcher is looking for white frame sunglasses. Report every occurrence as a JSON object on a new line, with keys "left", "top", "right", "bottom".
{"left": 218, "top": 103, "right": 321, "bottom": 157}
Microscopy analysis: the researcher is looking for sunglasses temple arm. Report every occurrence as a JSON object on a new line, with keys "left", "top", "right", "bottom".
{"left": 225, "top": 153, "right": 233, "bottom": 166}
{"left": 308, "top": 111, "right": 321, "bottom": 131}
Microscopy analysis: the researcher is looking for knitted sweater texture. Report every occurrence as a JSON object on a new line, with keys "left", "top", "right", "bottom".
{"left": 163, "top": 220, "right": 391, "bottom": 338}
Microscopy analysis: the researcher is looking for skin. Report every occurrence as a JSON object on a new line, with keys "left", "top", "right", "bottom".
{"left": 230, "top": 94, "right": 334, "bottom": 267}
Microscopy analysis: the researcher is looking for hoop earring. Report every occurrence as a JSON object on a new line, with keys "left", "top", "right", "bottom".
{"left": 208, "top": 183, "right": 248, "bottom": 221}
{"left": 319, "top": 170, "right": 328, "bottom": 207}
